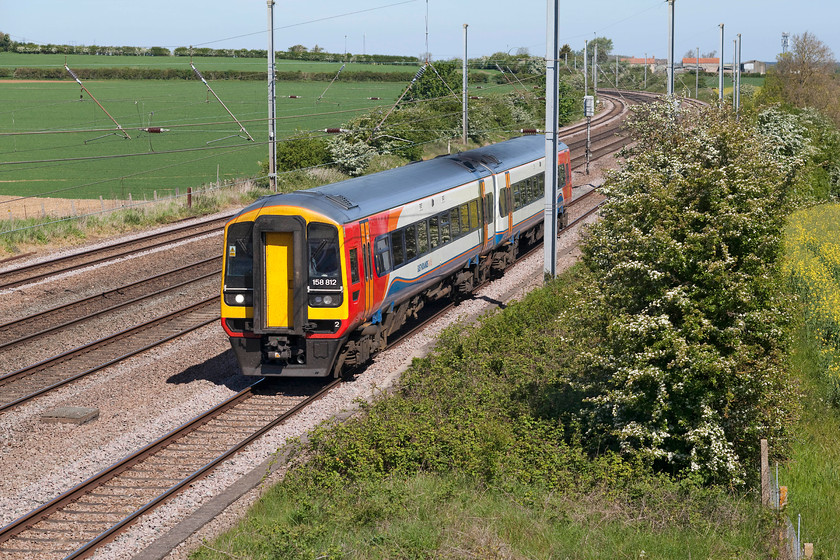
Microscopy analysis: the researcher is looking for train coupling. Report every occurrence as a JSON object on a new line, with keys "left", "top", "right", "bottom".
{"left": 265, "top": 335, "right": 306, "bottom": 364}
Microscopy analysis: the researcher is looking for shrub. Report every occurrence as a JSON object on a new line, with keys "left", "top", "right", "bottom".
{"left": 575, "top": 102, "right": 800, "bottom": 486}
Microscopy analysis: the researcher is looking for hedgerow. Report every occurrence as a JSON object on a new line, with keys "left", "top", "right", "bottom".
{"left": 575, "top": 101, "right": 800, "bottom": 486}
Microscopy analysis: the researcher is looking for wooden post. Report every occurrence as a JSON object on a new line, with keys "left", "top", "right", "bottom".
{"left": 761, "top": 439, "right": 770, "bottom": 507}
{"left": 187, "top": 187, "right": 192, "bottom": 208}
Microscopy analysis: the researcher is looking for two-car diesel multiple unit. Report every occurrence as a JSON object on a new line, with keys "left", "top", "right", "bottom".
{"left": 221, "top": 135, "right": 572, "bottom": 377}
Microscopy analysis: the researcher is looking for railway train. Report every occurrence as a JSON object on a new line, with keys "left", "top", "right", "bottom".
{"left": 220, "top": 134, "right": 572, "bottom": 377}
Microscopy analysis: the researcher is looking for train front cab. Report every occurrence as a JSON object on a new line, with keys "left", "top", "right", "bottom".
{"left": 221, "top": 210, "right": 350, "bottom": 377}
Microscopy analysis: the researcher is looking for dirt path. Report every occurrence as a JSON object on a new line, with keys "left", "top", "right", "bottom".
{"left": 0, "top": 194, "right": 123, "bottom": 221}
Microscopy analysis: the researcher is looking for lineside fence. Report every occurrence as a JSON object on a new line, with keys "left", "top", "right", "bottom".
{"left": 0, "top": 176, "right": 261, "bottom": 237}
{"left": 762, "top": 439, "right": 813, "bottom": 560}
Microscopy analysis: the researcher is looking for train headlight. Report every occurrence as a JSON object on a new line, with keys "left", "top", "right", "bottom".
{"left": 224, "top": 291, "right": 253, "bottom": 307}
{"left": 309, "top": 292, "right": 342, "bottom": 307}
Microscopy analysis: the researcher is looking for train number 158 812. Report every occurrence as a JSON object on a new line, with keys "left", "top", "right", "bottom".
{"left": 311, "top": 278, "right": 338, "bottom": 287}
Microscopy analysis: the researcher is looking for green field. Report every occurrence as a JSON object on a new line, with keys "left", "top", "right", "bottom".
{"left": 0, "top": 52, "right": 418, "bottom": 74}
{"left": 0, "top": 78, "right": 406, "bottom": 200}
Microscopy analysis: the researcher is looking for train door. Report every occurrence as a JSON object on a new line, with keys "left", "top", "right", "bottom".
{"left": 359, "top": 219, "right": 375, "bottom": 317}
{"left": 480, "top": 178, "right": 496, "bottom": 251}
{"left": 495, "top": 171, "right": 512, "bottom": 239}
{"left": 264, "top": 232, "right": 295, "bottom": 328}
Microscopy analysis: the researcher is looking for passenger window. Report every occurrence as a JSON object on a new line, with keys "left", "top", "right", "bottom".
{"left": 429, "top": 215, "right": 439, "bottom": 249}
{"left": 449, "top": 208, "right": 460, "bottom": 238}
{"left": 513, "top": 183, "right": 521, "bottom": 209}
{"left": 460, "top": 204, "right": 470, "bottom": 233}
{"left": 374, "top": 235, "right": 392, "bottom": 276}
{"left": 483, "top": 192, "right": 494, "bottom": 224}
{"left": 349, "top": 248, "right": 360, "bottom": 284}
{"left": 417, "top": 220, "right": 429, "bottom": 254}
{"left": 391, "top": 230, "right": 405, "bottom": 268}
{"left": 468, "top": 200, "right": 479, "bottom": 231}
{"left": 499, "top": 190, "right": 507, "bottom": 217}
{"left": 405, "top": 225, "right": 417, "bottom": 260}
{"left": 439, "top": 212, "right": 451, "bottom": 244}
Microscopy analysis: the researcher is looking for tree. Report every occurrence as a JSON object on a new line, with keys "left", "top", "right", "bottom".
{"left": 762, "top": 32, "right": 839, "bottom": 123}
{"left": 288, "top": 44, "right": 308, "bottom": 53}
{"left": 0, "top": 32, "right": 11, "bottom": 52}
{"left": 408, "top": 61, "right": 459, "bottom": 102}
{"left": 558, "top": 44, "right": 572, "bottom": 62}
{"left": 590, "top": 36, "right": 613, "bottom": 64}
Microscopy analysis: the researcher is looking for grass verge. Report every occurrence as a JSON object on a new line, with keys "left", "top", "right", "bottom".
{"left": 782, "top": 203, "right": 840, "bottom": 557}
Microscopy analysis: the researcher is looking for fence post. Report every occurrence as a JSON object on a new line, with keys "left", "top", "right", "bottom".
{"left": 761, "top": 439, "right": 770, "bottom": 507}
{"left": 187, "top": 187, "right": 192, "bottom": 208}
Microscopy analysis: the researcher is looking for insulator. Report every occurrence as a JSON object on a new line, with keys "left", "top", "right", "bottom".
{"left": 469, "top": 96, "right": 481, "bottom": 100}
{"left": 288, "top": 95, "right": 301, "bottom": 98}
{"left": 520, "top": 128, "right": 540, "bottom": 135}
{"left": 368, "top": 97, "right": 381, "bottom": 100}
{"left": 324, "top": 128, "right": 348, "bottom": 133}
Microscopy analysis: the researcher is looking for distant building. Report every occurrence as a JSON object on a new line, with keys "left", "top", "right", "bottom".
{"left": 680, "top": 57, "right": 721, "bottom": 72}
{"left": 742, "top": 60, "right": 767, "bottom": 74}
{"left": 622, "top": 57, "right": 656, "bottom": 66}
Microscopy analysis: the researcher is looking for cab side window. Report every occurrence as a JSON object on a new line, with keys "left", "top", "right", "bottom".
{"left": 349, "top": 248, "right": 360, "bottom": 284}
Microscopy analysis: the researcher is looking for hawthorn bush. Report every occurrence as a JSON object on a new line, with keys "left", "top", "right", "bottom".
{"left": 575, "top": 101, "right": 800, "bottom": 485}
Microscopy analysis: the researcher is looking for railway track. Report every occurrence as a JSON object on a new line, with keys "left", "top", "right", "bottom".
{"left": 0, "top": 377, "right": 337, "bottom": 559}
{"left": 0, "top": 298, "right": 219, "bottom": 412}
{"left": 0, "top": 256, "right": 220, "bottom": 355}
{"left": 0, "top": 214, "right": 232, "bottom": 290}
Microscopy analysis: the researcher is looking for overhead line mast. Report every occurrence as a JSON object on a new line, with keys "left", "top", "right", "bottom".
{"left": 267, "top": 0, "right": 278, "bottom": 191}
{"left": 544, "top": 0, "right": 560, "bottom": 280}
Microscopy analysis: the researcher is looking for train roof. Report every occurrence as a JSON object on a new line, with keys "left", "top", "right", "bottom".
{"left": 240, "top": 135, "right": 566, "bottom": 224}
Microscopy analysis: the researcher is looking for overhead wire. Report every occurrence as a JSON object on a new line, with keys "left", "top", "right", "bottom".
{"left": 188, "top": 0, "right": 416, "bottom": 48}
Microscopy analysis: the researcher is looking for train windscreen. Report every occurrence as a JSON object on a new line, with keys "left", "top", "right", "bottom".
{"left": 225, "top": 222, "right": 254, "bottom": 289}
{"left": 308, "top": 223, "right": 341, "bottom": 284}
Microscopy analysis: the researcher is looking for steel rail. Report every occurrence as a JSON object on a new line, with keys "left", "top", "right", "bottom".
{"left": 0, "top": 257, "right": 220, "bottom": 352}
